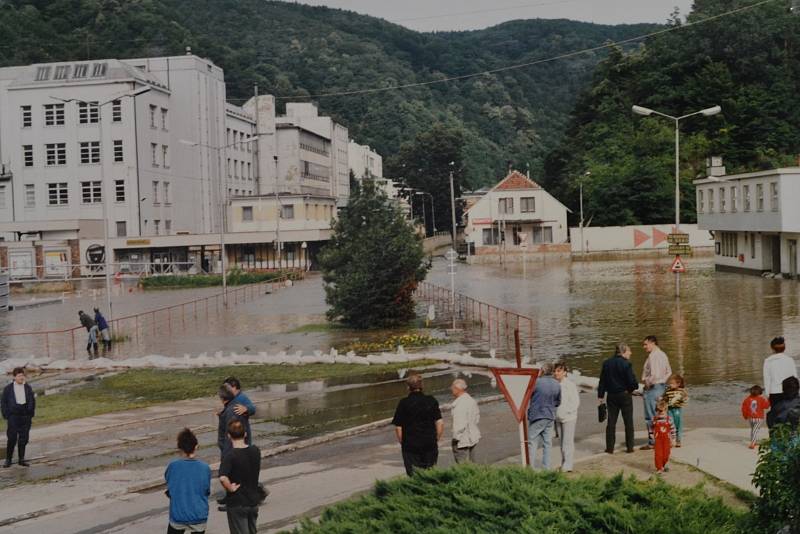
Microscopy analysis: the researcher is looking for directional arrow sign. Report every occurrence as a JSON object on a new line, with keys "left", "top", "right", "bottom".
{"left": 491, "top": 368, "right": 540, "bottom": 423}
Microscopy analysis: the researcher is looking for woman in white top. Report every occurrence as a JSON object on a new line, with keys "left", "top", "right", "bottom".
{"left": 763, "top": 337, "right": 798, "bottom": 405}
{"left": 554, "top": 362, "right": 580, "bottom": 472}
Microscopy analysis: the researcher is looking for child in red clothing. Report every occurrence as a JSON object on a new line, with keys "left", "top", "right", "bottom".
{"left": 653, "top": 399, "right": 676, "bottom": 473}
{"left": 741, "top": 385, "right": 770, "bottom": 449}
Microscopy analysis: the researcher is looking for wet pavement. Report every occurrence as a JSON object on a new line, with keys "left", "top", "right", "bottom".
{"left": 428, "top": 255, "right": 800, "bottom": 385}
{"left": 0, "top": 367, "right": 494, "bottom": 490}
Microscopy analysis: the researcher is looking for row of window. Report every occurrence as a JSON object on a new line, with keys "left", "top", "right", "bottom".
{"left": 240, "top": 204, "right": 296, "bottom": 221}
{"left": 497, "top": 196, "right": 536, "bottom": 215}
{"left": 150, "top": 144, "right": 169, "bottom": 168}
{"left": 148, "top": 105, "right": 168, "bottom": 130}
{"left": 227, "top": 158, "right": 252, "bottom": 180}
{"left": 21, "top": 101, "right": 123, "bottom": 128}
{"left": 151, "top": 180, "right": 172, "bottom": 204}
{"left": 226, "top": 128, "right": 252, "bottom": 152}
{"left": 0, "top": 180, "right": 128, "bottom": 209}
{"left": 35, "top": 63, "right": 107, "bottom": 82}
{"left": 229, "top": 188, "right": 254, "bottom": 197}
{"left": 697, "top": 182, "right": 779, "bottom": 214}
{"left": 481, "top": 226, "right": 553, "bottom": 245}
{"left": 21, "top": 140, "right": 123, "bottom": 167}
{"left": 718, "top": 232, "right": 758, "bottom": 259}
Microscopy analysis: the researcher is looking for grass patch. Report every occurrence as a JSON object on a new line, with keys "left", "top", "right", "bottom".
{"left": 140, "top": 269, "right": 297, "bottom": 289}
{"left": 294, "top": 466, "right": 747, "bottom": 533}
{"left": 6, "top": 362, "right": 436, "bottom": 429}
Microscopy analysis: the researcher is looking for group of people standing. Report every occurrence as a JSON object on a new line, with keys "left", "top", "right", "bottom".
{"left": 163, "top": 377, "right": 263, "bottom": 534}
{"left": 78, "top": 308, "right": 111, "bottom": 358}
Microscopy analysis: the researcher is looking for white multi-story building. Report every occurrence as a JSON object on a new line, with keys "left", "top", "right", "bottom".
{"left": 695, "top": 165, "right": 800, "bottom": 277}
{"left": 0, "top": 53, "right": 366, "bottom": 278}
{"left": 348, "top": 141, "right": 383, "bottom": 180}
{"left": 276, "top": 103, "right": 349, "bottom": 205}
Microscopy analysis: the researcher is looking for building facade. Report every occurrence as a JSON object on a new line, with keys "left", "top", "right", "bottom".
{"left": 462, "top": 171, "right": 569, "bottom": 252}
{"left": 348, "top": 141, "right": 383, "bottom": 180}
{"left": 695, "top": 166, "right": 800, "bottom": 276}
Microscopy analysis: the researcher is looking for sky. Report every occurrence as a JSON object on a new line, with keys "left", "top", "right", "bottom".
{"left": 289, "top": 0, "right": 696, "bottom": 32}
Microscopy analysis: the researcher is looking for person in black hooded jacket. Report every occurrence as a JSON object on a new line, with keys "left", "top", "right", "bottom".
{"left": 1, "top": 367, "right": 36, "bottom": 467}
{"left": 767, "top": 376, "right": 800, "bottom": 433}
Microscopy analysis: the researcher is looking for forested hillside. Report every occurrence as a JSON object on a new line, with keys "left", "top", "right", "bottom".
{"left": 0, "top": 0, "right": 656, "bottom": 188}
{"left": 544, "top": 0, "right": 800, "bottom": 226}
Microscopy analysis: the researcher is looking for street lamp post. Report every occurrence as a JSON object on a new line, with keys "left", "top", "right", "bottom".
{"left": 632, "top": 104, "right": 721, "bottom": 297}
{"left": 180, "top": 135, "right": 258, "bottom": 306}
{"left": 52, "top": 87, "right": 150, "bottom": 323}
{"left": 449, "top": 162, "right": 457, "bottom": 250}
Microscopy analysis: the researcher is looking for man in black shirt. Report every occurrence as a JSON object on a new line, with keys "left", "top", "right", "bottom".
{"left": 219, "top": 420, "right": 261, "bottom": 534}
{"left": 391, "top": 374, "right": 443, "bottom": 476}
{"left": 598, "top": 343, "right": 640, "bottom": 454}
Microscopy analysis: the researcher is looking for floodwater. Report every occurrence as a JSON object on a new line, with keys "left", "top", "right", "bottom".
{"left": 429, "top": 255, "right": 800, "bottom": 387}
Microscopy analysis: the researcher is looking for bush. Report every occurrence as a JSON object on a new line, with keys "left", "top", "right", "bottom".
{"left": 295, "top": 465, "right": 744, "bottom": 533}
{"left": 140, "top": 269, "right": 296, "bottom": 289}
{"left": 750, "top": 425, "right": 800, "bottom": 533}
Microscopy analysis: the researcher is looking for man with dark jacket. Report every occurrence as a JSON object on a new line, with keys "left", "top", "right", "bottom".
{"left": 2, "top": 367, "right": 36, "bottom": 467}
{"left": 767, "top": 376, "right": 800, "bottom": 433}
{"left": 217, "top": 386, "right": 245, "bottom": 460}
{"left": 527, "top": 363, "right": 561, "bottom": 470}
{"left": 391, "top": 374, "right": 443, "bottom": 476}
{"left": 78, "top": 310, "right": 99, "bottom": 357}
{"left": 598, "top": 343, "right": 640, "bottom": 454}
{"left": 224, "top": 377, "right": 257, "bottom": 446}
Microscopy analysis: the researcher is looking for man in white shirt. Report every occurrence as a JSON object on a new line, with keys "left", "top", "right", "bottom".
{"left": 763, "top": 336, "right": 798, "bottom": 405}
{"left": 450, "top": 379, "right": 481, "bottom": 463}
{"left": 641, "top": 335, "right": 672, "bottom": 449}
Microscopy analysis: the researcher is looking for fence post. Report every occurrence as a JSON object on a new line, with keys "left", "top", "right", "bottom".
{"left": 45, "top": 332, "right": 50, "bottom": 358}
{"left": 71, "top": 329, "right": 76, "bottom": 360}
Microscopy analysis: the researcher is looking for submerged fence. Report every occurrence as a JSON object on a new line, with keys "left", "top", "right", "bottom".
{"left": 2, "top": 273, "right": 303, "bottom": 360}
{"left": 415, "top": 281, "right": 535, "bottom": 356}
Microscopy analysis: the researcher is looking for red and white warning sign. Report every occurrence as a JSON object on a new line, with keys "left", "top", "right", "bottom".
{"left": 490, "top": 368, "right": 540, "bottom": 423}
{"left": 670, "top": 255, "right": 687, "bottom": 273}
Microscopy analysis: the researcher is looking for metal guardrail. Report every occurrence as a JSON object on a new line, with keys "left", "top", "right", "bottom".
{"left": 416, "top": 280, "right": 535, "bottom": 354}
{"left": 0, "top": 272, "right": 303, "bottom": 360}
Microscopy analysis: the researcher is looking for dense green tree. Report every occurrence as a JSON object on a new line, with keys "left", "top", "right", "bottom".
{"left": 544, "top": 0, "right": 800, "bottom": 225}
{"left": 319, "top": 179, "right": 429, "bottom": 329}
{"left": 386, "top": 124, "right": 465, "bottom": 235}
{"left": 0, "top": 0, "right": 656, "bottom": 188}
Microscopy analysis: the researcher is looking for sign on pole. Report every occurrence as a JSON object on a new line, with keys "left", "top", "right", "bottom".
{"left": 491, "top": 367, "right": 540, "bottom": 466}
{"left": 668, "top": 244, "right": 692, "bottom": 255}
{"left": 670, "top": 255, "right": 687, "bottom": 273}
{"left": 666, "top": 233, "right": 690, "bottom": 245}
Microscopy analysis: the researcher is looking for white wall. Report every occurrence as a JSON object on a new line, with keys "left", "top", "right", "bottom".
{"left": 568, "top": 224, "right": 713, "bottom": 253}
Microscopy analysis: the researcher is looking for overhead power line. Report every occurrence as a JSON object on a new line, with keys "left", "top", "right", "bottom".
{"left": 276, "top": 0, "right": 781, "bottom": 100}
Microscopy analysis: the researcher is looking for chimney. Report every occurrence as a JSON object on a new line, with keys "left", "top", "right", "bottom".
{"left": 706, "top": 156, "right": 726, "bottom": 177}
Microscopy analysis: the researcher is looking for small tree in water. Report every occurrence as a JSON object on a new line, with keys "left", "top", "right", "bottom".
{"left": 320, "top": 179, "right": 429, "bottom": 329}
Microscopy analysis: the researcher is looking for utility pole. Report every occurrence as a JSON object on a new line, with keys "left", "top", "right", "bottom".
{"left": 274, "top": 156, "right": 281, "bottom": 269}
{"left": 449, "top": 164, "right": 457, "bottom": 250}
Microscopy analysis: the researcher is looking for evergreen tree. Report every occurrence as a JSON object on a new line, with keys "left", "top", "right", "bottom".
{"left": 319, "top": 179, "right": 429, "bottom": 329}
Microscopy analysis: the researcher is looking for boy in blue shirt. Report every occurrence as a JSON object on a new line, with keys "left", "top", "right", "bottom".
{"left": 165, "top": 428, "right": 211, "bottom": 534}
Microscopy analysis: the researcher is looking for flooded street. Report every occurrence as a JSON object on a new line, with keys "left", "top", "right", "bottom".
{"left": 429, "top": 255, "right": 800, "bottom": 386}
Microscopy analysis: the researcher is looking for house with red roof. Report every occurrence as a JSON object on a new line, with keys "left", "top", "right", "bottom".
{"left": 462, "top": 170, "right": 570, "bottom": 254}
